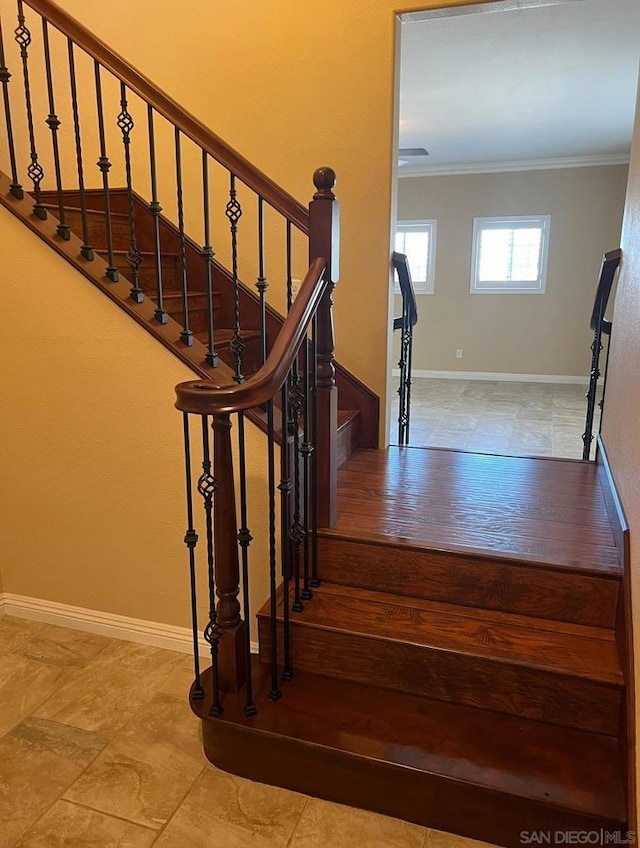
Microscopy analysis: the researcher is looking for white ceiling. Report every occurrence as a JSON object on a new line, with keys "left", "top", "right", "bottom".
{"left": 398, "top": 0, "right": 640, "bottom": 174}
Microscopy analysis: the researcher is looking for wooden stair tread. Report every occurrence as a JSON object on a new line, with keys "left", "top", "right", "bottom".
{"left": 193, "top": 664, "right": 626, "bottom": 825}
{"left": 263, "top": 584, "right": 622, "bottom": 686}
{"left": 329, "top": 447, "right": 620, "bottom": 576}
{"left": 41, "top": 202, "right": 128, "bottom": 219}
{"left": 195, "top": 328, "right": 261, "bottom": 344}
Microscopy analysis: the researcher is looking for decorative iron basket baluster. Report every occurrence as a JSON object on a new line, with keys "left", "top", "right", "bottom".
{"left": 289, "top": 372, "right": 306, "bottom": 613}
{"left": 118, "top": 83, "right": 144, "bottom": 303}
{"left": 0, "top": 15, "right": 23, "bottom": 198}
{"left": 226, "top": 174, "right": 244, "bottom": 383}
{"left": 15, "top": 1, "right": 45, "bottom": 217}
{"left": 300, "top": 337, "right": 314, "bottom": 601}
{"left": 93, "top": 61, "right": 118, "bottom": 281}
{"left": 197, "top": 416, "right": 222, "bottom": 716}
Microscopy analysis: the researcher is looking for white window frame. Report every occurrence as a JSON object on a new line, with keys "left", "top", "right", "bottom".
{"left": 470, "top": 215, "right": 550, "bottom": 295}
{"left": 394, "top": 219, "right": 437, "bottom": 294}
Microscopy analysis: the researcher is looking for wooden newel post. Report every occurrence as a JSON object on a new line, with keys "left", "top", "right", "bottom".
{"left": 309, "top": 167, "right": 340, "bottom": 528}
{"left": 212, "top": 412, "right": 246, "bottom": 693}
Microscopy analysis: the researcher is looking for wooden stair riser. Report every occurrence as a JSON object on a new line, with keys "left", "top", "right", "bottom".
{"left": 318, "top": 535, "right": 619, "bottom": 628}
{"left": 201, "top": 718, "right": 625, "bottom": 848}
{"left": 258, "top": 618, "right": 621, "bottom": 734}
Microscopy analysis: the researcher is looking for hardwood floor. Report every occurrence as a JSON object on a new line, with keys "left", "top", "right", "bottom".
{"left": 331, "top": 446, "right": 619, "bottom": 572}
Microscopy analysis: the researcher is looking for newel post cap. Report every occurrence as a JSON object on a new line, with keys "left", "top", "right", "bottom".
{"left": 313, "top": 167, "right": 336, "bottom": 199}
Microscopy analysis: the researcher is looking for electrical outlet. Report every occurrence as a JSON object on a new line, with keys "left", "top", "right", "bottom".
{"left": 456, "top": 349, "right": 463, "bottom": 359}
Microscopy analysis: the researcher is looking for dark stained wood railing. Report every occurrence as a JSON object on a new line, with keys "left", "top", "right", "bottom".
{"left": 176, "top": 258, "right": 327, "bottom": 700}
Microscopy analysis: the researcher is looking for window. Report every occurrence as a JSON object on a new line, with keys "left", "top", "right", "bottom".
{"left": 394, "top": 220, "right": 437, "bottom": 294}
{"left": 470, "top": 215, "right": 550, "bottom": 294}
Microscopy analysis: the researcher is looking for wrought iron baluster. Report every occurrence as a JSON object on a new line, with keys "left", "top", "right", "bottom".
{"left": 67, "top": 39, "right": 93, "bottom": 260}
{"left": 117, "top": 83, "right": 143, "bottom": 302}
{"left": 279, "top": 382, "right": 293, "bottom": 681}
{"left": 182, "top": 413, "right": 204, "bottom": 702}
{"left": 93, "top": 61, "right": 118, "bottom": 281}
{"left": 289, "top": 372, "right": 305, "bottom": 613}
{"left": 15, "top": 0, "right": 45, "bottom": 218}
{"left": 41, "top": 20, "right": 68, "bottom": 239}
{"left": 0, "top": 15, "right": 23, "bottom": 198}
{"left": 309, "top": 314, "right": 320, "bottom": 588}
{"left": 198, "top": 415, "right": 222, "bottom": 716}
{"left": 300, "top": 333, "right": 313, "bottom": 601}
{"left": 236, "top": 411, "right": 256, "bottom": 716}
{"left": 202, "top": 152, "right": 218, "bottom": 366}
{"left": 286, "top": 221, "right": 293, "bottom": 312}
{"left": 266, "top": 396, "right": 281, "bottom": 701}
{"left": 226, "top": 173, "right": 244, "bottom": 383}
{"left": 146, "top": 106, "right": 167, "bottom": 323}
{"left": 174, "top": 128, "right": 193, "bottom": 345}
{"left": 256, "top": 197, "right": 268, "bottom": 363}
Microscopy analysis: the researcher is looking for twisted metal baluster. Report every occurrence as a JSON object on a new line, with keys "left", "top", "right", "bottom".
{"left": 182, "top": 413, "right": 204, "bottom": 701}
{"left": 67, "top": 40, "right": 93, "bottom": 260}
{"left": 279, "top": 381, "right": 293, "bottom": 682}
{"left": 198, "top": 416, "right": 222, "bottom": 716}
{"left": 266, "top": 394, "right": 281, "bottom": 701}
{"left": 256, "top": 197, "right": 268, "bottom": 363}
{"left": 0, "top": 15, "right": 23, "bottom": 198}
{"left": 226, "top": 174, "right": 244, "bottom": 383}
{"left": 202, "top": 152, "right": 218, "bottom": 366}
{"left": 15, "top": 1, "right": 45, "bottom": 218}
{"left": 93, "top": 61, "right": 119, "bottom": 281}
{"left": 41, "top": 20, "right": 69, "bottom": 239}
{"left": 175, "top": 128, "right": 193, "bottom": 345}
{"left": 117, "top": 83, "right": 143, "bottom": 303}
{"left": 147, "top": 107, "right": 167, "bottom": 323}
{"left": 236, "top": 411, "right": 256, "bottom": 716}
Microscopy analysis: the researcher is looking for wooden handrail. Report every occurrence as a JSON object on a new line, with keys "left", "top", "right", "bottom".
{"left": 22, "top": 0, "right": 309, "bottom": 233}
{"left": 175, "top": 258, "right": 327, "bottom": 415}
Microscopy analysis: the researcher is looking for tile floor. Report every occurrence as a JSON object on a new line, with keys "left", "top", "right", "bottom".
{"left": 0, "top": 614, "right": 498, "bottom": 848}
{"left": 390, "top": 378, "right": 601, "bottom": 459}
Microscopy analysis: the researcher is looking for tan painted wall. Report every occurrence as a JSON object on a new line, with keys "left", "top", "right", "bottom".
{"left": 0, "top": 206, "right": 273, "bottom": 632}
{"left": 395, "top": 166, "right": 628, "bottom": 375}
{"left": 601, "top": 86, "right": 640, "bottom": 817}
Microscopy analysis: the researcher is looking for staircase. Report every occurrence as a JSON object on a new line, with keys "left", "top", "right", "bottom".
{"left": 192, "top": 446, "right": 629, "bottom": 846}
{"left": 0, "top": 0, "right": 633, "bottom": 844}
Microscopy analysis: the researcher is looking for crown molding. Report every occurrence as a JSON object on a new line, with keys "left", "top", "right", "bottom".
{"left": 397, "top": 153, "right": 630, "bottom": 178}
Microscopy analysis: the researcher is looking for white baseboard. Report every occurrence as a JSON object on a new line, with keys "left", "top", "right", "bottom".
{"left": 0, "top": 593, "right": 258, "bottom": 656}
{"left": 391, "top": 369, "right": 587, "bottom": 384}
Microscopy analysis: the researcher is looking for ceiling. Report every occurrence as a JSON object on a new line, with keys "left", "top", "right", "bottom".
{"left": 398, "top": 0, "right": 640, "bottom": 174}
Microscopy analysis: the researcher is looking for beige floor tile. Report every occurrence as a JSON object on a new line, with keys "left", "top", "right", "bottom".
{"left": 153, "top": 766, "right": 307, "bottom": 848}
{"left": 64, "top": 691, "right": 204, "bottom": 830}
{"left": 34, "top": 641, "right": 183, "bottom": 738}
{"left": 0, "top": 717, "right": 106, "bottom": 848}
{"left": 427, "top": 829, "right": 498, "bottom": 848}
{"left": 0, "top": 617, "right": 112, "bottom": 668}
{"left": 15, "top": 799, "right": 156, "bottom": 848}
{"left": 160, "top": 654, "right": 200, "bottom": 699}
{"left": 288, "top": 798, "right": 426, "bottom": 848}
{"left": 0, "top": 652, "right": 79, "bottom": 738}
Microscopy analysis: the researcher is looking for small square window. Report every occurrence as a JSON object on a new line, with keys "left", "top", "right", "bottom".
{"left": 471, "top": 216, "right": 550, "bottom": 294}
{"left": 394, "top": 220, "right": 437, "bottom": 294}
